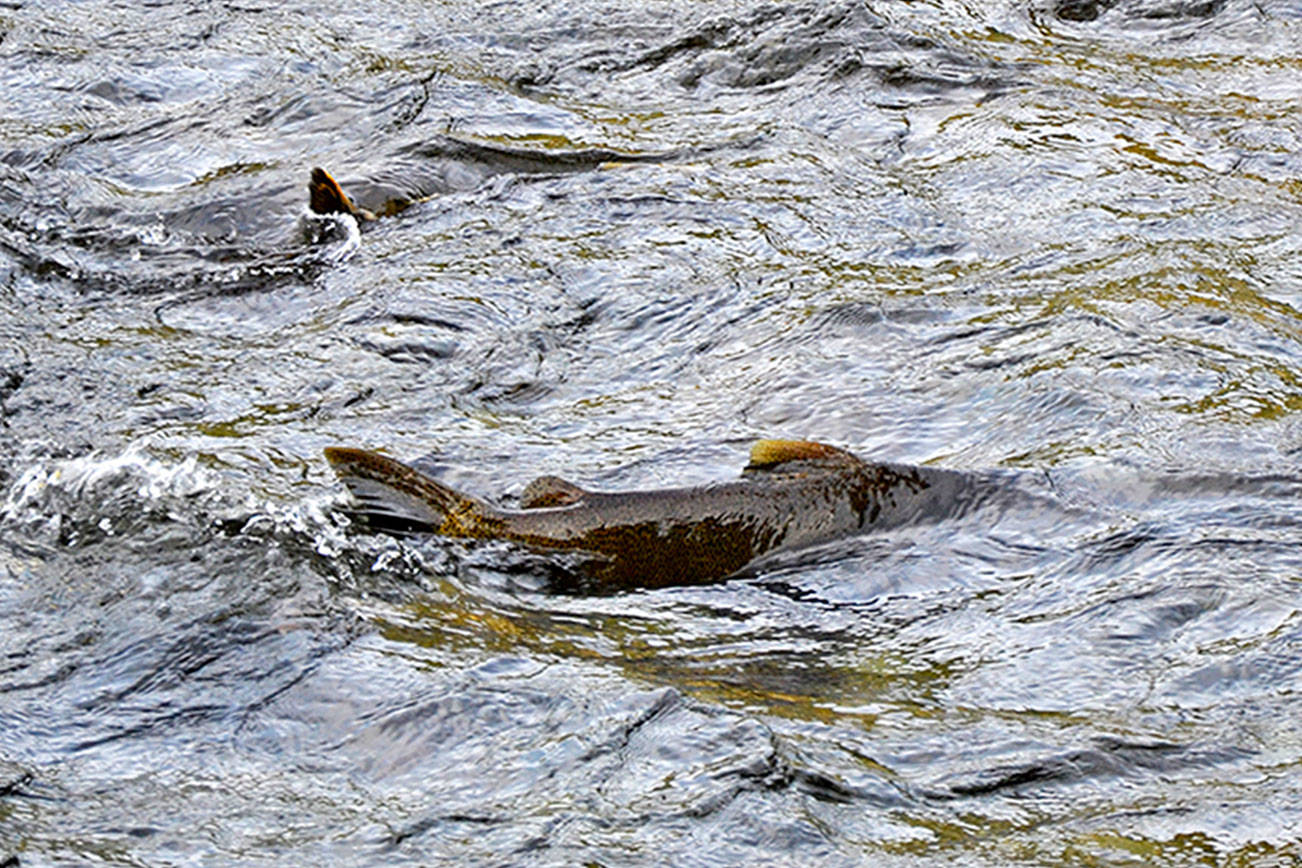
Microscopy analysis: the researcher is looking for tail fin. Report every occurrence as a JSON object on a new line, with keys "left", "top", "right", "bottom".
{"left": 308, "top": 168, "right": 376, "bottom": 221}
{"left": 323, "top": 447, "right": 499, "bottom": 537}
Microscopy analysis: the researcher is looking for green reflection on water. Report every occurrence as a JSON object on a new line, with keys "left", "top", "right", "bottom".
{"left": 371, "top": 586, "right": 966, "bottom": 732}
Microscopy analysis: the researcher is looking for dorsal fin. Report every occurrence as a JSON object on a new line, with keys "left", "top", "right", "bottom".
{"left": 743, "top": 439, "right": 861, "bottom": 475}
{"left": 520, "top": 475, "right": 588, "bottom": 509}
{"left": 308, "top": 167, "right": 376, "bottom": 221}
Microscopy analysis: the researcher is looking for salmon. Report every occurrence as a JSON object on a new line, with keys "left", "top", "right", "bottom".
{"left": 307, "top": 137, "right": 719, "bottom": 224}
{"left": 324, "top": 440, "right": 973, "bottom": 589}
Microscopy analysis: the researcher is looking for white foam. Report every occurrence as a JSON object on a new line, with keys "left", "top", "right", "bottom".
{"left": 1, "top": 448, "right": 218, "bottom": 540}
{"left": 297, "top": 208, "right": 361, "bottom": 263}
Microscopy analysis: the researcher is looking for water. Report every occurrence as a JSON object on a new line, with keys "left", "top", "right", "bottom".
{"left": 2, "top": 0, "right": 1301, "bottom": 864}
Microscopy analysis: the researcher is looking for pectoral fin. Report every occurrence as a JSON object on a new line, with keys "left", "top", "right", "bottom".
{"left": 743, "top": 439, "right": 862, "bottom": 477}
{"left": 520, "top": 475, "right": 588, "bottom": 509}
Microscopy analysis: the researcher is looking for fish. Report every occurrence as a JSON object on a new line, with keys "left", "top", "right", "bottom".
{"left": 307, "top": 134, "right": 759, "bottom": 225}
{"left": 323, "top": 439, "right": 977, "bottom": 590}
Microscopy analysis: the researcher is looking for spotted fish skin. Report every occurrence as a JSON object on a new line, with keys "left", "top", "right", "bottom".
{"left": 323, "top": 440, "right": 973, "bottom": 589}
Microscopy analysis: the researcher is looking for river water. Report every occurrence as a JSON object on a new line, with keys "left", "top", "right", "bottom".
{"left": 2, "top": 0, "right": 1301, "bottom": 864}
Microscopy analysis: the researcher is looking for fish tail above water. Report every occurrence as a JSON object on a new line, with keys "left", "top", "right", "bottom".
{"left": 308, "top": 168, "right": 377, "bottom": 222}
{"left": 322, "top": 447, "right": 501, "bottom": 537}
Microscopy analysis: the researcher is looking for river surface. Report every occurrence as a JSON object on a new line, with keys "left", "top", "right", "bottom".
{"left": 2, "top": 0, "right": 1301, "bottom": 865}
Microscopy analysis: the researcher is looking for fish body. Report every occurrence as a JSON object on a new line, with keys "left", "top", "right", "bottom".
{"left": 324, "top": 440, "right": 974, "bottom": 589}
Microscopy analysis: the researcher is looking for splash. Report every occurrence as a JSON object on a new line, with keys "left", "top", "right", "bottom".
{"left": 0, "top": 448, "right": 219, "bottom": 545}
{"left": 297, "top": 208, "right": 362, "bottom": 264}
